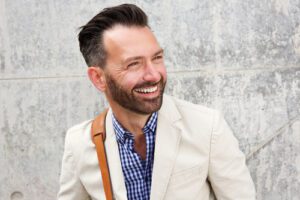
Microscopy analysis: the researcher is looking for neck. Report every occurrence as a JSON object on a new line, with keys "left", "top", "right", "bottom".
{"left": 109, "top": 102, "right": 151, "bottom": 136}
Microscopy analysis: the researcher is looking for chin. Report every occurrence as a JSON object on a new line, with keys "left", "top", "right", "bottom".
{"left": 131, "top": 95, "right": 164, "bottom": 115}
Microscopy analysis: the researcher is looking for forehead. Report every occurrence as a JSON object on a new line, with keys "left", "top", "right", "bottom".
{"left": 103, "top": 25, "right": 161, "bottom": 60}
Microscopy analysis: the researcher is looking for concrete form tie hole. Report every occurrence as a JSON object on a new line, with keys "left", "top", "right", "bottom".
{"left": 10, "top": 191, "right": 23, "bottom": 200}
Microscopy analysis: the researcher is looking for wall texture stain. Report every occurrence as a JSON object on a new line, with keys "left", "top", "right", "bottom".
{"left": 0, "top": 0, "right": 299, "bottom": 199}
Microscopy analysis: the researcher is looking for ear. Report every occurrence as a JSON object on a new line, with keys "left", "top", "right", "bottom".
{"left": 87, "top": 66, "right": 106, "bottom": 92}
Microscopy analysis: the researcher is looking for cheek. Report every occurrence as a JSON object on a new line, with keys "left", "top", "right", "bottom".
{"left": 159, "top": 65, "right": 167, "bottom": 81}
{"left": 107, "top": 70, "right": 139, "bottom": 90}
{"left": 121, "top": 74, "right": 141, "bottom": 89}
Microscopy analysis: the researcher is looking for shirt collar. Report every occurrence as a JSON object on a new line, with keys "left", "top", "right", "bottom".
{"left": 112, "top": 112, "right": 158, "bottom": 144}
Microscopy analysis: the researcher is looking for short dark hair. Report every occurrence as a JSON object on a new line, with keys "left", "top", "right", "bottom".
{"left": 78, "top": 4, "right": 148, "bottom": 68}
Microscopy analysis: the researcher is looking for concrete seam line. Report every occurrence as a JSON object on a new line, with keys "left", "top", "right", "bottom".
{"left": 1, "top": 65, "right": 299, "bottom": 81}
{"left": 246, "top": 115, "right": 300, "bottom": 160}
{"left": 0, "top": 75, "right": 86, "bottom": 81}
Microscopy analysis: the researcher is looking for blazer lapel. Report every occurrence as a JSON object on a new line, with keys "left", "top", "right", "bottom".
{"left": 105, "top": 109, "right": 127, "bottom": 200}
{"left": 150, "top": 95, "right": 182, "bottom": 200}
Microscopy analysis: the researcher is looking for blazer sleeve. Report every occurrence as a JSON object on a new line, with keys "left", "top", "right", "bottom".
{"left": 208, "top": 111, "right": 256, "bottom": 200}
{"left": 57, "top": 130, "right": 90, "bottom": 200}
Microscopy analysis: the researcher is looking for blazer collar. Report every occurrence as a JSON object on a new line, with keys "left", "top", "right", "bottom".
{"left": 158, "top": 94, "right": 182, "bottom": 124}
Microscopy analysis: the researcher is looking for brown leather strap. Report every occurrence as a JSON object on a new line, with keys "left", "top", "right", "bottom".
{"left": 91, "top": 109, "right": 113, "bottom": 200}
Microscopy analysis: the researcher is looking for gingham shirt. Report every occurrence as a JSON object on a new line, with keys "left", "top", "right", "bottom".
{"left": 112, "top": 112, "right": 157, "bottom": 200}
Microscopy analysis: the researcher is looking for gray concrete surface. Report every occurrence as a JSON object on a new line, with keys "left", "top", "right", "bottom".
{"left": 0, "top": 0, "right": 299, "bottom": 199}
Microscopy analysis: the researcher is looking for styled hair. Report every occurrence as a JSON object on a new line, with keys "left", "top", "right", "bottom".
{"left": 78, "top": 4, "right": 148, "bottom": 67}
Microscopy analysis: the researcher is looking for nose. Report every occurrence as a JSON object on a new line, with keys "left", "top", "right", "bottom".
{"left": 142, "top": 61, "right": 161, "bottom": 82}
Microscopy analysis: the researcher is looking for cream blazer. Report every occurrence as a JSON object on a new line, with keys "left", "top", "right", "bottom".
{"left": 58, "top": 95, "right": 255, "bottom": 200}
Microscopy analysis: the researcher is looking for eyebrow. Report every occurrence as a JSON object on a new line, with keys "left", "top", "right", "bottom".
{"left": 153, "top": 49, "right": 164, "bottom": 57}
{"left": 123, "top": 48, "right": 164, "bottom": 63}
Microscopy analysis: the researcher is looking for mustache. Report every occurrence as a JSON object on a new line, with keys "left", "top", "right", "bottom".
{"left": 133, "top": 79, "right": 162, "bottom": 89}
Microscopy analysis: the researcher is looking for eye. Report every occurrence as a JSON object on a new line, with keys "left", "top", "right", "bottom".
{"left": 127, "top": 61, "right": 140, "bottom": 68}
{"left": 153, "top": 55, "right": 163, "bottom": 60}
{"left": 152, "top": 54, "right": 163, "bottom": 63}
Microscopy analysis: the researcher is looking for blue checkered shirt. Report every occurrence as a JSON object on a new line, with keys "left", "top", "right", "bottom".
{"left": 112, "top": 112, "right": 157, "bottom": 200}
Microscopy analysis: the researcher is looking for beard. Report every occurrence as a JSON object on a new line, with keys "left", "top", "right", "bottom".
{"left": 105, "top": 73, "right": 166, "bottom": 115}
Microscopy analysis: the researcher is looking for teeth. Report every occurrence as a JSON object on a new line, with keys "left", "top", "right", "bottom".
{"left": 135, "top": 86, "right": 158, "bottom": 93}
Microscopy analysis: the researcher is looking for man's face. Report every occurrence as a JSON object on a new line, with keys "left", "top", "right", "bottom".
{"left": 102, "top": 25, "right": 167, "bottom": 115}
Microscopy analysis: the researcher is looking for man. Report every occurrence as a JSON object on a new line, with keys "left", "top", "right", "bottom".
{"left": 58, "top": 4, "right": 255, "bottom": 200}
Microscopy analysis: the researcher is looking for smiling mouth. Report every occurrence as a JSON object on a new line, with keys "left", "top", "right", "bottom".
{"left": 134, "top": 85, "right": 158, "bottom": 94}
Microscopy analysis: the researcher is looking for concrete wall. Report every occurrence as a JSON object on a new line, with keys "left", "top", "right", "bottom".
{"left": 0, "top": 0, "right": 299, "bottom": 199}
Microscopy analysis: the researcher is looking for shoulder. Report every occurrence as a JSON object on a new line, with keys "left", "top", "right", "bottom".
{"left": 173, "top": 96, "right": 215, "bottom": 114}
{"left": 163, "top": 94, "right": 219, "bottom": 121}
{"left": 66, "top": 120, "right": 93, "bottom": 136}
{"left": 161, "top": 95, "right": 223, "bottom": 140}
{"left": 65, "top": 119, "right": 93, "bottom": 142}
{"left": 64, "top": 119, "right": 93, "bottom": 160}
